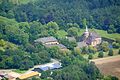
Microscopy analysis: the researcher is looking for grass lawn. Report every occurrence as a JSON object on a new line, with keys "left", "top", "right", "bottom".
{"left": 13, "top": 69, "right": 27, "bottom": 74}
{"left": 56, "top": 30, "right": 68, "bottom": 38}
{"left": 94, "top": 29, "right": 120, "bottom": 40}
{"left": 78, "top": 29, "right": 120, "bottom": 40}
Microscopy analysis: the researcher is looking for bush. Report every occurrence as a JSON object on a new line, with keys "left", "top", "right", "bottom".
{"left": 98, "top": 51, "right": 104, "bottom": 58}
{"left": 112, "top": 42, "right": 119, "bottom": 49}
{"left": 108, "top": 49, "right": 113, "bottom": 56}
{"left": 88, "top": 54, "right": 93, "bottom": 59}
{"left": 104, "top": 75, "right": 119, "bottom": 80}
{"left": 118, "top": 49, "right": 120, "bottom": 54}
{"left": 101, "top": 42, "right": 109, "bottom": 52}
{"left": 109, "top": 75, "right": 119, "bottom": 80}
{"left": 88, "top": 46, "right": 97, "bottom": 54}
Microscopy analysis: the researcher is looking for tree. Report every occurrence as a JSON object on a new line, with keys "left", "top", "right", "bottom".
{"left": 74, "top": 47, "right": 81, "bottom": 55}
{"left": 20, "top": 60, "right": 34, "bottom": 70}
{"left": 118, "top": 49, "right": 120, "bottom": 54}
{"left": 101, "top": 42, "right": 109, "bottom": 52}
{"left": 110, "top": 76, "right": 119, "bottom": 80}
{"left": 88, "top": 46, "right": 97, "bottom": 54}
{"left": 31, "top": 77, "right": 41, "bottom": 80}
{"left": 48, "top": 46, "right": 61, "bottom": 59}
{"left": 107, "top": 25, "right": 116, "bottom": 33}
{"left": 66, "top": 23, "right": 79, "bottom": 29}
{"left": 67, "top": 27, "right": 78, "bottom": 37}
{"left": 25, "top": 43, "right": 36, "bottom": 53}
{"left": 68, "top": 41, "right": 77, "bottom": 50}
{"left": 37, "top": 51, "right": 51, "bottom": 64}
{"left": 115, "top": 38, "right": 120, "bottom": 44}
{"left": 104, "top": 75, "right": 119, "bottom": 80}
{"left": 81, "top": 47, "right": 88, "bottom": 54}
{"left": 41, "top": 70, "right": 51, "bottom": 79}
{"left": 98, "top": 51, "right": 104, "bottom": 58}
{"left": 108, "top": 49, "right": 113, "bottom": 56}
{"left": 88, "top": 54, "right": 93, "bottom": 59}
{"left": 60, "top": 38, "right": 77, "bottom": 50}
{"left": 12, "top": 55, "right": 21, "bottom": 68}
{"left": 82, "top": 18, "right": 87, "bottom": 28}
{"left": 47, "top": 21, "right": 59, "bottom": 32}
{"left": 112, "top": 42, "right": 119, "bottom": 49}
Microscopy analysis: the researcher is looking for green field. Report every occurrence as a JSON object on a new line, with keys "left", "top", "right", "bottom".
{"left": 94, "top": 29, "right": 120, "bottom": 40}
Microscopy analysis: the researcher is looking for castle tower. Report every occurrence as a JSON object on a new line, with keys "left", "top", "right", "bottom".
{"left": 84, "top": 25, "right": 89, "bottom": 38}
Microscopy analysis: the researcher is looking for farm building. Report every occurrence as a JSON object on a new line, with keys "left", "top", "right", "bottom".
{"left": 34, "top": 36, "right": 67, "bottom": 50}
{"left": 34, "top": 36, "right": 59, "bottom": 45}
{"left": 33, "top": 62, "right": 62, "bottom": 71}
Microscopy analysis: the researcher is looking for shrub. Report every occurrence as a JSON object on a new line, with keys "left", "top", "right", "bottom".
{"left": 101, "top": 42, "right": 109, "bottom": 52}
{"left": 118, "top": 49, "right": 120, "bottom": 54}
{"left": 108, "top": 49, "right": 113, "bottom": 56}
{"left": 112, "top": 42, "right": 119, "bottom": 49}
{"left": 88, "top": 54, "right": 93, "bottom": 59}
{"left": 109, "top": 75, "right": 119, "bottom": 80}
{"left": 98, "top": 51, "right": 104, "bottom": 58}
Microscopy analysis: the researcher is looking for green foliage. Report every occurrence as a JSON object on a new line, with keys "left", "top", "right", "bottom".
{"left": 104, "top": 75, "right": 119, "bottom": 80}
{"left": 13, "top": 69, "right": 27, "bottom": 74}
{"left": 52, "top": 58, "right": 102, "bottom": 80}
{"left": 88, "top": 46, "right": 97, "bottom": 54}
{"left": 88, "top": 54, "right": 93, "bottom": 59}
{"left": 48, "top": 46, "right": 61, "bottom": 59}
{"left": 41, "top": 70, "right": 51, "bottom": 79}
{"left": 60, "top": 38, "right": 77, "bottom": 50}
{"left": 98, "top": 51, "right": 104, "bottom": 58}
{"left": 108, "top": 49, "right": 113, "bottom": 56}
{"left": 67, "top": 27, "right": 79, "bottom": 37}
{"left": 101, "top": 42, "right": 109, "bottom": 52}
{"left": 1, "top": 0, "right": 120, "bottom": 34}
{"left": 74, "top": 47, "right": 81, "bottom": 55}
{"left": 31, "top": 77, "right": 41, "bottom": 80}
{"left": 0, "top": 0, "right": 119, "bottom": 79}
{"left": 47, "top": 21, "right": 59, "bottom": 31}
{"left": 82, "top": 18, "right": 87, "bottom": 28}
{"left": 56, "top": 30, "right": 68, "bottom": 38}
{"left": 81, "top": 47, "right": 88, "bottom": 54}
{"left": 112, "top": 42, "right": 119, "bottom": 49}
{"left": 118, "top": 49, "right": 120, "bottom": 54}
{"left": 115, "top": 38, "right": 120, "bottom": 44}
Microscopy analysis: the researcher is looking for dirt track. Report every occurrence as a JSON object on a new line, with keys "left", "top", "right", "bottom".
{"left": 91, "top": 55, "right": 120, "bottom": 79}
